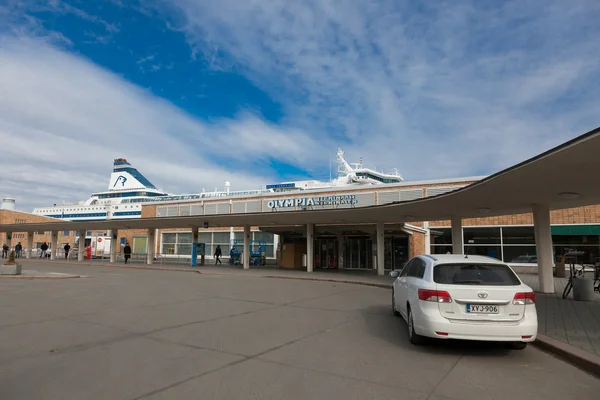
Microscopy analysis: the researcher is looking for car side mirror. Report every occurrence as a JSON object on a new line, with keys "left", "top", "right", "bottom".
{"left": 389, "top": 270, "right": 400, "bottom": 278}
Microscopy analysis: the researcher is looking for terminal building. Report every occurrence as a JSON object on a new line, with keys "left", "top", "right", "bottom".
{"left": 2, "top": 147, "right": 600, "bottom": 270}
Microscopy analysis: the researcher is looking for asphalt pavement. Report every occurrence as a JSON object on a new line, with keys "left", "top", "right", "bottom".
{"left": 1, "top": 263, "right": 599, "bottom": 400}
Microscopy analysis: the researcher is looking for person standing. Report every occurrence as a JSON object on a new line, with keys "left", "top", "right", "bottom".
{"left": 123, "top": 242, "right": 131, "bottom": 264}
{"left": 64, "top": 243, "right": 71, "bottom": 259}
{"left": 2, "top": 243, "right": 9, "bottom": 258}
{"left": 15, "top": 242, "right": 22, "bottom": 258}
{"left": 214, "top": 244, "right": 222, "bottom": 264}
{"left": 40, "top": 242, "right": 49, "bottom": 259}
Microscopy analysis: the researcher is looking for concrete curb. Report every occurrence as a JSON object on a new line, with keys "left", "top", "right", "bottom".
{"left": 534, "top": 333, "right": 600, "bottom": 378}
{"left": 18, "top": 259, "right": 199, "bottom": 273}
{"left": 262, "top": 275, "right": 393, "bottom": 289}
{"left": 0, "top": 275, "right": 81, "bottom": 280}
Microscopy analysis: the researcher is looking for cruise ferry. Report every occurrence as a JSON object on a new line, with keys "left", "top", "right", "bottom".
{"left": 32, "top": 148, "right": 403, "bottom": 221}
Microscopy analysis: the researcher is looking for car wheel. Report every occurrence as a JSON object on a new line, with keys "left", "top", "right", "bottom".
{"left": 392, "top": 289, "right": 400, "bottom": 317}
{"left": 511, "top": 342, "right": 528, "bottom": 350}
{"left": 407, "top": 307, "right": 425, "bottom": 345}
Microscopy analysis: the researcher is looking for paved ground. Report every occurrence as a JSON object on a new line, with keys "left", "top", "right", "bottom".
{"left": 1, "top": 263, "right": 599, "bottom": 400}
{"left": 519, "top": 274, "right": 600, "bottom": 356}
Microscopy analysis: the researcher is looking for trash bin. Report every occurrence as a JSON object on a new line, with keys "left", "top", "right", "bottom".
{"left": 572, "top": 278, "right": 596, "bottom": 301}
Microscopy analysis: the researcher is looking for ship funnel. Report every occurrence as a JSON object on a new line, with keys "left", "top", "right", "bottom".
{"left": 1, "top": 197, "right": 16, "bottom": 211}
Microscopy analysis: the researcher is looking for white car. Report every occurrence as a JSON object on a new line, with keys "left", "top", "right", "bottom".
{"left": 390, "top": 254, "right": 537, "bottom": 349}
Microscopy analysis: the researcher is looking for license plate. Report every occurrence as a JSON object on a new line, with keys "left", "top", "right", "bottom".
{"left": 466, "top": 304, "right": 499, "bottom": 314}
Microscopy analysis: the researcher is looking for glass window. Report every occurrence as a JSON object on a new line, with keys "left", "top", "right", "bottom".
{"left": 433, "top": 263, "right": 521, "bottom": 286}
{"left": 265, "top": 244, "right": 274, "bottom": 258}
{"left": 161, "top": 244, "right": 175, "bottom": 254}
{"left": 432, "top": 245, "right": 453, "bottom": 255}
{"left": 400, "top": 259, "right": 414, "bottom": 277}
{"left": 503, "top": 246, "right": 538, "bottom": 263}
{"left": 430, "top": 228, "right": 452, "bottom": 245}
{"left": 162, "top": 233, "right": 177, "bottom": 244}
{"left": 197, "top": 232, "right": 212, "bottom": 243}
{"left": 552, "top": 235, "right": 599, "bottom": 246}
{"left": 465, "top": 245, "right": 502, "bottom": 260}
{"left": 234, "top": 232, "right": 244, "bottom": 242}
{"left": 177, "top": 244, "right": 192, "bottom": 255}
{"left": 213, "top": 232, "right": 230, "bottom": 243}
{"left": 177, "top": 233, "right": 192, "bottom": 244}
{"left": 409, "top": 258, "right": 425, "bottom": 278}
{"left": 254, "top": 231, "right": 274, "bottom": 243}
{"left": 502, "top": 227, "right": 535, "bottom": 244}
{"left": 464, "top": 227, "right": 501, "bottom": 244}
{"left": 554, "top": 245, "right": 599, "bottom": 265}
{"left": 62, "top": 231, "right": 70, "bottom": 236}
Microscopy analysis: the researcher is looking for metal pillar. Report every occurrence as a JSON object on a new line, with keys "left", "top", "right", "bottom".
{"left": 78, "top": 231, "right": 85, "bottom": 261}
{"left": 451, "top": 216, "right": 463, "bottom": 255}
{"left": 306, "top": 223, "right": 314, "bottom": 272}
{"left": 376, "top": 222, "right": 385, "bottom": 276}
{"left": 243, "top": 225, "right": 250, "bottom": 269}
{"left": 26, "top": 232, "right": 34, "bottom": 259}
{"left": 109, "top": 229, "right": 118, "bottom": 263}
{"left": 533, "top": 204, "right": 554, "bottom": 294}
{"left": 147, "top": 228, "right": 155, "bottom": 265}
{"left": 50, "top": 231, "right": 58, "bottom": 260}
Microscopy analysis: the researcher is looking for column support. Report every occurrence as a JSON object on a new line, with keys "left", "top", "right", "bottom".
{"left": 27, "top": 232, "right": 34, "bottom": 259}
{"left": 147, "top": 228, "right": 155, "bottom": 265}
{"left": 423, "top": 221, "right": 431, "bottom": 255}
{"left": 78, "top": 231, "right": 85, "bottom": 261}
{"left": 50, "top": 231, "right": 58, "bottom": 260}
{"left": 191, "top": 228, "right": 199, "bottom": 267}
{"left": 243, "top": 225, "right": 250, "bottom": 269}
{"left": 306, "top": 223, "right": 314, "bottom": 272}
{"left": 376, "top": 222, "right": 385, "bottom": 276}
{"left": 451, "top": 216, "right": 463, "bottom": 255}
{"left": 533, "top": 204, "right": 554, "bottom": 294}
{"left": 337, "top": 234, "right": 344, "bottom": 269}
{"left": 109, "top": 229, "right": 118, "bottom": 263}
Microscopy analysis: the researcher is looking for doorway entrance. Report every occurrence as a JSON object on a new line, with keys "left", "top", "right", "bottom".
{"left": 344, "top": 237, "right": 373, "bottom": 269}
{"left": 315, "top": 237, "right": 338, "bottom": 269}
{"left": 384, "top": 236, "right": 409, "bottom": 270}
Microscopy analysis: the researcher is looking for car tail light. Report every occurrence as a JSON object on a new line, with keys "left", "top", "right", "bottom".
{"left": 418, "top": 289, "right": 452, "bottom": 303}
{"left": 513, "top": 292, "right": 536, "bottom": 305}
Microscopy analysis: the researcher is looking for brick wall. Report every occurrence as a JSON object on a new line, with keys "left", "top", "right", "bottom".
{"left": 428, "top": 205, "right": 600, "bottom": 227}
{"left": 409, "top": 231, "right": 426, "bottom": 259}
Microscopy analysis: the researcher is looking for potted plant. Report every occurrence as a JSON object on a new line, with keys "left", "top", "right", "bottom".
{"left": 1, "top": 250, "right": 22, "bottom": 275}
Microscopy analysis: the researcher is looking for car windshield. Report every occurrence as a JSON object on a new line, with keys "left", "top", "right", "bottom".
{"left": 433, "top": 263, "right": 521, "bottom": 286}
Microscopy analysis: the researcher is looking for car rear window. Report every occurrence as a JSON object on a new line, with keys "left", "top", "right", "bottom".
{"left": 433, "top": 263, "right": 521, "bottom": 286}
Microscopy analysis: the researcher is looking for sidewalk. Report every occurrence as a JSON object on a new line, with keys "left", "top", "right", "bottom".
{"left": 519, "top": 274, "right": 600, "bottom": 356}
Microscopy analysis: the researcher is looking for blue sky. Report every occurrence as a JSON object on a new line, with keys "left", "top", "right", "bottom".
{"left": 1, "top": 0, "right": 600, "bottom": 210}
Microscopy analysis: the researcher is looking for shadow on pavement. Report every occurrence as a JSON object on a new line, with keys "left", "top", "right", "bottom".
{"left": 361, "top": 305, "right": 514, "bottom": 357}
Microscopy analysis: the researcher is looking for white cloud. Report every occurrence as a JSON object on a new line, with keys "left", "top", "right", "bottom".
{"left": 153, "top": 0, "right": 600, "bottom": 178}
{"left": 0, "top": 35, "right": 320, "bottom": 211}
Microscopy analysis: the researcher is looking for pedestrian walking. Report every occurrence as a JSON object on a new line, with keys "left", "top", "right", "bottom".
{"left": 40, "top": 242, "right": 49, "bottom": 259}
{"left": 64, "top": 243, "right": 71, "bottom": 259}
{"left": 2, "top": 243, "right": 9, "bottom": 258}
{"left": 123, "top": 242, "right": 131, "bottom": 264}
{"left": 214, "top": 244, "right": 222, "bottom": 264}
{"left": 15, "top": 242, "right": 22, "bottom": 258}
